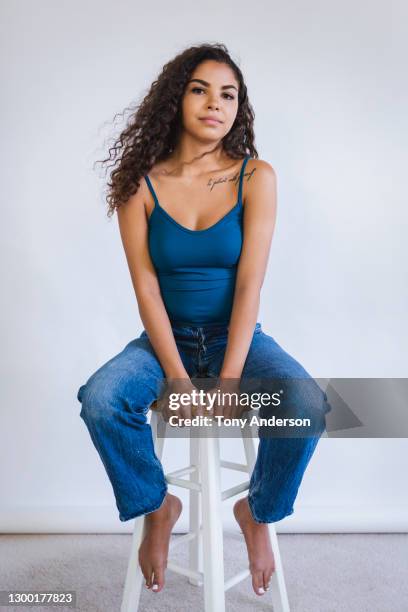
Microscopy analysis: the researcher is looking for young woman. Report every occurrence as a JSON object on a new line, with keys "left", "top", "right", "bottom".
{"left": 77, "top": 43, "right": 331, "bottom": 598}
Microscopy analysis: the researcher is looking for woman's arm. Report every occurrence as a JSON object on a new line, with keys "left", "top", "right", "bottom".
{"left": 219, "top": 159, "right": 277, "bottom": 379}
{"left": 117, "top": 180, "right": 189, "bottom": 380}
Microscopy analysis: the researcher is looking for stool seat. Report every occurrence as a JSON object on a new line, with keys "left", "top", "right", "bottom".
{"left": 121, "top": 406, "right": 290, "bottom": 611}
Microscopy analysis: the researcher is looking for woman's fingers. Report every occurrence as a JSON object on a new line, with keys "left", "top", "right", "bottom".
{"left": 159, "top": 379, "right": 248, "bottom": 426}
{"left": 205, "top": 381, "right": 242, "bottom": 421}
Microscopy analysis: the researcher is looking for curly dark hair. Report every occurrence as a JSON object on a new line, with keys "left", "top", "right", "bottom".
{"left": 96, "top": 42, "right": 259, "bottom": 218}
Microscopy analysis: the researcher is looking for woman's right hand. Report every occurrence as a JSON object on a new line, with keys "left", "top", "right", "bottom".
{"left": 156, "top": 377, "right": 203, "bottom": 426}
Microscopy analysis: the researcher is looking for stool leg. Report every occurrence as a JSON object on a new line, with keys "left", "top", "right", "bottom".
{"left": 266, "top": 525, "right": 290, "bottom": 612}
{"left": 151, "top": 409, "right": 166, "bottom": 460}
{"left": 121, "top": 517, "right": 147, "bottom": 612}
{"left": 200, "top": 433, "right": 226, "bottom": 612}
{"left": 189, "top": 434, "right": 203, "bottom": 586}
{"left": 121, "top": 410, "right": 166, "bottom": 612}
{"left": 241, "top": 427, "right": 290, "bottom": 612}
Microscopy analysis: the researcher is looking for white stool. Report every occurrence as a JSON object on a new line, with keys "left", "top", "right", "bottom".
{"left": 121, "top": 407, "right": 290, "bottom": 612}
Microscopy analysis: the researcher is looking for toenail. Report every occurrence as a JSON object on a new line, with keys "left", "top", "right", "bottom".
{"left": 258, "top": 587, "right": 265, "bottom": 594}
{"left": 152, "top": 584, "right": 159, "bottom": 591}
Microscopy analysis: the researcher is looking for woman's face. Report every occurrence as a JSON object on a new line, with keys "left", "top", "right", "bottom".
{"left": 181, "top": 60, "right": 240, "bottom": 143}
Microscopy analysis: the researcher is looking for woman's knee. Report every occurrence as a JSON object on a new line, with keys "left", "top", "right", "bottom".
{"left": 78, "top": 359, "right": 163, "bottom": 425}
{"left": 78, "top": 372, "right": 121, "bottom": 424}
{"left": 259, "top": 376, "right": 330, "bottom": 434}
{"left": 282, "top": 378, "right": 330, "bottom": 432}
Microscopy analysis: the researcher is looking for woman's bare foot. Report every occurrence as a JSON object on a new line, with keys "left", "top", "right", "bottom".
{"left": 138, "top": 492, "right": 182, "bottom": 593}
{"left": 233, "top": 496, "right": 275, "bottom": 596}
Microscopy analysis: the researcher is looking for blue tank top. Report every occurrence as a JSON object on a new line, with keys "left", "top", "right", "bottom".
{"left": 145, "top": 156, "right": 250, "bottom": 326}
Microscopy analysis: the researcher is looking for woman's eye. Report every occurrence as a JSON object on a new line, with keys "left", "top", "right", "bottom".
{"left": 191, "top": 87, "right": 234, "bottom": 100}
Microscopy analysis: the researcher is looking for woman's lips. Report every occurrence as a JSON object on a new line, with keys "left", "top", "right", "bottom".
{"left": 199, "top": 118, "right": 221, "bottom": 125}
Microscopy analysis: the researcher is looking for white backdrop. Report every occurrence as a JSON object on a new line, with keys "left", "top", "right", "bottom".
{"left": 1, "top": 0, "right": 407, "bottom": 533}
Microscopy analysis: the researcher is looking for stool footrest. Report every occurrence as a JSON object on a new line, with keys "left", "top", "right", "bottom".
{"left": 169, "top": 530, "right": 202, "bottom": 551}
{"left": 224, "top": 568, "right": 251, "bottom": 592}
{"left": 167, "top": 561, "right": 204, "bottom": 582}
{"left": 168, "top": 560, "right": 250, "bottom": 592}
{"left": 221, "top": 480, "right": 250, "bottom": 501}
{"left": 166, "top": 475, "right": 201, "bottom": 491}
{"left": 166, "top": 465, "right": 198, "bottom": 479}
{"left": 220, "top": 460, "right": 249, "bottom": 473}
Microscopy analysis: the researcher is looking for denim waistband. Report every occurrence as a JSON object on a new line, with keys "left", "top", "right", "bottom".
{"left": 170, "top": 320, "right": 262, "bottom": 338}
{"left": 139, "top": 321, "right": 262, "bottom": 343}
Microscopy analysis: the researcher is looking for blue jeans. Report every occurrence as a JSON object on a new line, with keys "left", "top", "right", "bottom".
{"left": 77, "top": 321, "right": 331, "bottom": 523}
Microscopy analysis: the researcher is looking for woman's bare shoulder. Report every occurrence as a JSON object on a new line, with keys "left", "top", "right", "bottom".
{"left": 246, "top": 157, "right": 276, "bottom": 177}
{"left": 242, "top": 158, "right": 277, "bottom": 207}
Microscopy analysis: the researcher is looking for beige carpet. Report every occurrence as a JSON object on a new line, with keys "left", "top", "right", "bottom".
{"left": 1, "top": 532, "right": 407, "bottom": 611}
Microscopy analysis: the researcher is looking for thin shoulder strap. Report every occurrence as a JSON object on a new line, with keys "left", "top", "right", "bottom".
{"left": 144, "top": 175, "right": 160, "bottom": 208}
{"left": 238, "top": 156, "right": 250, "bottom": 204}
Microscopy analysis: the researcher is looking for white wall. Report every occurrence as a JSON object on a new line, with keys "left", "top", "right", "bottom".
{"left": 1, "top": 0, "right": 407, "bottom": 534}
